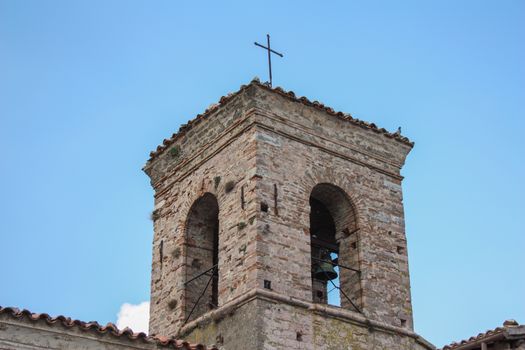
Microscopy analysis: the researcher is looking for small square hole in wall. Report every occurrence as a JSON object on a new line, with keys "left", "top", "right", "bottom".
{"left": 260, "top": 202, "right": 269, "bottom": 212}
{"left": 397, "top": 246, "right": 405, "bottom": 254}
{"left": 296, "top": 332, "right": 303, "bottom": 341}
{"left": 400, "top": 319, "right": 407, "bottom": 327}
{"left": 351, "top": 242, "right": 357, "bottom": 250}
{"left": 264, "top": 280, "right": 272, "bottom": 290}
{"left": 316, "top": 290, "right": 323, "bottom": 299}
{"left": 167, "top": 299, "right": 178, "bottom": 310}
{"left": 192, "top": 259, "right": 202, "bottom": 268}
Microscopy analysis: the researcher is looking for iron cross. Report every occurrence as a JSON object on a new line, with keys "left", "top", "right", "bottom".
{"left": 254, "top": 34, "right": 283, "bottom": 87}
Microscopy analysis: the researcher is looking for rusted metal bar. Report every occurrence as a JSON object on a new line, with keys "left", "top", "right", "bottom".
{"left": 273, "top": 184, "right": 278, "bottom": 216}
{"left": 319, "top": 267, "right": 362, "bottom": 314}
{"left": 241, "top": 185, "right": 245, "bottom": 210}
{"left": 311, "top": 257, "right": 361, "bottom": 274}
{"left": 184, "top": 264, "right": 218, "bottom": 286}
{"left": 183, "top": 271, "right": 215, "bottom": 326}
{"left": 311, "top": 239, "right": 339, "bottom": 252}
{"left": 159, "top": 240, "right": 164, "bottom": 265}
{"left": 327, "top": 277, "right": 362, "bottom": 314}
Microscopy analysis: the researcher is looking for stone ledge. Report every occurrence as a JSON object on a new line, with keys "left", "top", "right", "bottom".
{"left": 178, "top": 288, "right": 435, "bottom": 350}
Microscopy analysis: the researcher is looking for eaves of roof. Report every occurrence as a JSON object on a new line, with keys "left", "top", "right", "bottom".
{"left": 0, "top": 306, "right": 217, "bottom": 350}
{"left": 440, "top": 320, "right": 524, "bottom": 350}
{"left": 147, "top": 78, "right": 414, "bottom": 163}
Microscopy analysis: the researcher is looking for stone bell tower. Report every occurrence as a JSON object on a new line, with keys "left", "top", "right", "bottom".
{"left": 143, "top": 78, "right": 434, "bottom": 350}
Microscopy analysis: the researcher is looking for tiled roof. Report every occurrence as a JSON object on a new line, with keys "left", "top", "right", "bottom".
{"left": 440, "top": 320, "right": 523, "bottom": 350}
{"left": 148, "top": 77, "right": 414, "bottom": 162}
{"left": 0, "top": 306, "right": 216, "bottom": 349}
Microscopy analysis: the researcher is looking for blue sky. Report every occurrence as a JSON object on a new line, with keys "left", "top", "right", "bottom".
{"left": 0, "top": 1, "right": 523, "bottom": 347}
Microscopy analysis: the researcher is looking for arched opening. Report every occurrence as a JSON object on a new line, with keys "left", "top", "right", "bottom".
{"left": 310, "top": 184, "right": 361, "bottom": 311}
{"left": 184, "top": 193, "right": 219, "bottom": 322}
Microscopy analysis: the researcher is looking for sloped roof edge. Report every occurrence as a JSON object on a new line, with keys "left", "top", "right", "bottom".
{"left": 147, "top": 78, "right": 414, "bottom": 163}
{"left": 440, "top": 320, "right": 524, "bottom": 350}
{"left": 0, "top": 306, "right": 216, "bottom": 350}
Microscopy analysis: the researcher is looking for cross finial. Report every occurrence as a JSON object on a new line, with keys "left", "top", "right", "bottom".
{"left": 254, "top": 34, "right": 284, "bottom": 87}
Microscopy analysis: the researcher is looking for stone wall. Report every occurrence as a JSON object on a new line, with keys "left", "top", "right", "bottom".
{"left": 144, "top": 81, "right": 432, "bottom": 349}
{"left": 179, "top": 298, "right": 262, "bottom": 349}
{"left": 177, "top": 290, "right": 432, "bottom": 350}
{"left": 145, "top": 89, "right": 261, "bottom": 336}
{"left": 252, "top": 85, "right": 414, "bottom": 328}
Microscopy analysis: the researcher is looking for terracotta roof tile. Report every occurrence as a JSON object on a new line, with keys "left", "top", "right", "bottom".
{"left": 147, "top": 77, "right": 414, "bottom": 162}
{"left": 439, "top": 320, "right": 522, "bottom": 350}
{"left": 0, "top": 306, "right": 217, "bottom": 349}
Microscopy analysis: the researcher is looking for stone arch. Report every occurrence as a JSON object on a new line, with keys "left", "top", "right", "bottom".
{"left": 183, "top": 192, "right": 219, "bottom": 322}
{"left": 301, "top": 166, "right": 366, "bottom": 230}
{"left": 309, "top": 183, "right": 362, "bottom": 311}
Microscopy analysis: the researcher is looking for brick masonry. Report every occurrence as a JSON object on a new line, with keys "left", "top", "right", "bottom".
{"left": 143, "top": 80, "right": 434, "bottom": 349}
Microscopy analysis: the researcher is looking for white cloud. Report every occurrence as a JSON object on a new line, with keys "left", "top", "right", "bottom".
{"left": 116, "top": 301, "right": 150, "bottom": 334}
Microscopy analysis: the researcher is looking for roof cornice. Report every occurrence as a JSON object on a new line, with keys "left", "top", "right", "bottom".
{"left": 147, "top": 78, "right": 414, "bottom": 164}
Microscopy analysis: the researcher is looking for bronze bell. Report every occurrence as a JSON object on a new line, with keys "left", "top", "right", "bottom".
{"left": 313, "top": 259, "right": 338, "bottom": 281}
